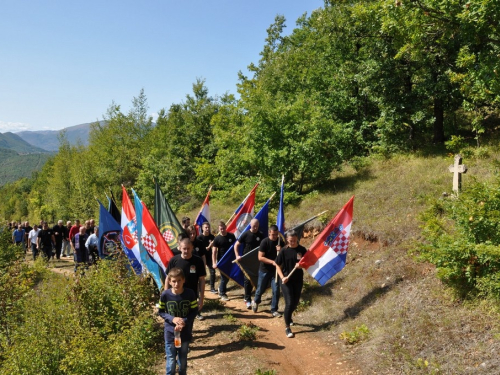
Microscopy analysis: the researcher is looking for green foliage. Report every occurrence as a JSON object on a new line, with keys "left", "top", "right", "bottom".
{"left": 0, "top": 149, "right": 52, "bottom": 187}
{"left": 295, "top": 299, "right": 311, "bottom": 312}
{"left": 202, "top": 298, "right": 226, "bottom": 312}
{"left": 237, "top": 322, "right": 259, "bottom": 341}
{"left": 0, "top": 255, "right": 160, "bottom": 374}
{"left": 255, "top": 369, "right": 277, "bottom": 375}
{"left": 339, "top": 324, "right": 370, "bottom": 345}
{"left": 419, "top": 178, "right": 500, "bottom": 299}
{"left": 223, "top": 314, "right": 237, "bottom": 323}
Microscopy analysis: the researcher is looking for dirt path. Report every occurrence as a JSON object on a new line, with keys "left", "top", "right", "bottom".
{"left": 158, "top": 284, "right": 361, "bottom": 375}
{"left": 42, "top": 255, "right": 361, "bottom": 374}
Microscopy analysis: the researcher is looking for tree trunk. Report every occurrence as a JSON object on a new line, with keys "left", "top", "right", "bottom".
{"left": 433, "top": 97, "right": 445, "bottom": 143}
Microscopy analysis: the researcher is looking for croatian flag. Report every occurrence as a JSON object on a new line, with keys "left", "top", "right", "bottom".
{"left": 133, "top": 189, "right": 168, "bottom": 291}
{"left": 120, "top": 186, "right": 143, "bottom": 275}
{"left": 226, "top": 185, "right": 257, "bottom": 238}
{"left": 299, "top": 196, "right": 354, "bottom": 286}
{"left": 195, "top": 187, "right": 211, "bottom": 235}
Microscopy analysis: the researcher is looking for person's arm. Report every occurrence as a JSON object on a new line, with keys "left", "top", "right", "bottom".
{"left": 258, "top": 251, "right": 276, "bottom": 267}
{"left": 212, "top": 246, "right": 218, "bottom": 268}
{"left": 234, "top": 240, "right": 241, "bottom": 260}
{"left": 197, "top": 276, "right": 206, "bottom": 310}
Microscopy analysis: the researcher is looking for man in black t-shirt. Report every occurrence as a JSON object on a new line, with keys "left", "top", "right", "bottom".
{"left": 37, "top": 222, "right": 55, "bottom": 261}
{"left": 212, "top": 221, "right": 236, "bottom": 301}
{"left": 234, "top": 218, "right": 264, "bottom": 309}
{"left": 52, "top": 220, "right": 66, "bottom": 259}
{"left": 197, "top": 222, "right": 216, "bottom": 293}
{"left": 165, "top": 237, "right": 206, "bottom": 320}
{"left": 252, "top": 224, "right": 282, "bottom": 317}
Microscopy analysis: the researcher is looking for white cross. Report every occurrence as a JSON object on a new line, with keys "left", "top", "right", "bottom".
{"left": 448, "top": 154, "right": 467, "bottom": 195}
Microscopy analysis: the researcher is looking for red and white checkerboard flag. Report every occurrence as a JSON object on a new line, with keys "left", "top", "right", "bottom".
{"left": 299, "top": 196, "right": 354, "bottom": 286}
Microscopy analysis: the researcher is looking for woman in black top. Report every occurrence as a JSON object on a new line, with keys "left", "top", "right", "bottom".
{"left": 276, "top": 229, "right": 306, "bottom": 338}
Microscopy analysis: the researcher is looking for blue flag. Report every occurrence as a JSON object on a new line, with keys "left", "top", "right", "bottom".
{"left": 97, "top": 200, "right": 123, "bottom": 259}
{"left": 216, "top": 199, "right": 270, "bottom": 287}
{"left": 133, "top": 189, "right": 165, "bottom": 291}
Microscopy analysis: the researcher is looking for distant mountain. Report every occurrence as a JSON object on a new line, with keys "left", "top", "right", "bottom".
{"left": 0, "top": 132, "right": 49, "bottom": 154}
{"left": 16, "top": 122, "right": 95, "bottom": 152}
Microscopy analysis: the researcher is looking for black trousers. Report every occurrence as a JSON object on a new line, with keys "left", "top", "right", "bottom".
{"left": 280, "top": 278, "right": 303, "bottom": 327}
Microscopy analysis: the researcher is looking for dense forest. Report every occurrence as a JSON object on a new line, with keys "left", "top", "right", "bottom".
{"left": 1, "top": 0, "right": 499, "bottom": 222}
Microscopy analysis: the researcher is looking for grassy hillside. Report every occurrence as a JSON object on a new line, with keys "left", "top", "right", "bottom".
{"left": 0, "top": 149, "right": 52, "bottom": 186}
{"left": 186, "top": 146, "right": 500, "bottom": 374}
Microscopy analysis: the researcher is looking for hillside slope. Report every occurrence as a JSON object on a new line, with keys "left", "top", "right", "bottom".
{"left": 16, "top": 122, "right": 96, "bottom": 151}
{"left": 0, "top": 148, "right": 52, "bottom": 186}
{"left": 0, "top": 132, "right": 49, "bottom": 153}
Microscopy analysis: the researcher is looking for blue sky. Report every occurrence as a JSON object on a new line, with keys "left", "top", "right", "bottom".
{"left": 0, "top": 0, "right": 324, "bottom": 133}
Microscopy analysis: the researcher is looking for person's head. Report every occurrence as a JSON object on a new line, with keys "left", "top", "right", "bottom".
{"left": 75, "top": 219, "right": 80, "bottom": 226}
{"left": 201, "top": 222, "right": 211, "bottom": 235}
{"left": 250, "top": 218, "right": 259, "bottom": 233}
{"left": 33, "top": 224, "right": 38, "bottom": 230}
{"left": 85, "top": 220, "right": 90, "bottom": 228}
{"left": 177, "top": 232, "right": 189, "bottom": 243}
{"left": 58, "top": 220, "right": 63, "bottom": 226}
{"left": 25, "top": 221, "right": 29, "bottom": 226}
{"left": 268, "top": 224, "right": 279, "bottom": 241}
{"left": 218, "top": 220, "right": 227, "bottom": 235}
{"left": 79, "top": 226, "right": 86, "bottom": 235}
{"left": 286, "top": 229, "right": 299, "bottom": 248}
{"left": 94, "top": 226, "right": 99, "bottom": 236}
{"left": 181, "top": 216, "right": 190, "bottom": 229}
{"left": 42, "top": 222, "right": 49, "bottom": 230}
{"left": 187, "top": 225, "right": 197, "bottom": 241}
{"left": 66, "top": 220, "right": 72, "bottom": 227}
{"left": 90, "top": 219, "right": 95, "bottom": 226}
{"left": 178, "top": 237, "right": 193, "bottom": 259}
{"left": 167, "top": 267, "right": 185, "bottom": 291}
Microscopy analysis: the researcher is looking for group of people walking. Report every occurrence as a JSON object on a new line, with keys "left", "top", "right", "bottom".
{"left": 9, "top": 219, "right": 100, "bottom": 269}
{"left": 159, "top": 218, "right": 306, "bottom": 375}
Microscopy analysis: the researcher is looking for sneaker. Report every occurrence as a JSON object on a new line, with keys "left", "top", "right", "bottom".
{"left": 220, "top": 294, "right": 229, "bottom": 301}
{"left": 246, "top": 301, "right": 252, "bottom": 309}
{"left": 272, "top": 311, "right": 282, "bottom": 318}
{"left": 210, "top": 288, "right": 218, "bottom": 294}
{"left": 285, "top": 327, "right": 294, "bottom": 338}
{"left": 290, "top": 319, "right": 294, "bottom": 326}
{"left": 251, "top": 300, "right": 258, "bottom": 313}
{"left": 196, "top": 313, "right": 205, "bottom": 321}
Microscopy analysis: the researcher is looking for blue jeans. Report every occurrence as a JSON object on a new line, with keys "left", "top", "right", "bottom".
{"left": 218, "top": 272, "right": 229, "bottom": 295}
{"left": 253, "top": 269, "right": 280, "bottom": 312}
{"left": 166, "top": 340, "right": 190, "bottom": 375}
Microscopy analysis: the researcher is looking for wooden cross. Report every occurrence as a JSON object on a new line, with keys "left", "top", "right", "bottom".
{"left": 448, "top": 154, "right": 467, "bottom": 195}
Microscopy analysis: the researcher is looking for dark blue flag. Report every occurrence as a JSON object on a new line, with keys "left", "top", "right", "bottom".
{"left": 216, "top": 198, "right": 270, "bottom": 287}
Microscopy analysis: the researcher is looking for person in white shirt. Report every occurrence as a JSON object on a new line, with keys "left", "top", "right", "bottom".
{"left": 85, "top": 226, "right": 99, "bottom": 265}
{"left": 28, "top": 224, "right": 40, "bottom": 260}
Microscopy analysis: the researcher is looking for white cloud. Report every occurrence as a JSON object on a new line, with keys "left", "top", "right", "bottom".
{"left": 151, "top": 112, "right": 159, "bottom": 123}
{"left": 0, "top": 121, "right": 31, "bottom": 133}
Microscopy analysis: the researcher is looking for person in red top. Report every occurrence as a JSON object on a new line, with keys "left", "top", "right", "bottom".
{"left": 68, "top": 219, "right": 81, "bottom": 240}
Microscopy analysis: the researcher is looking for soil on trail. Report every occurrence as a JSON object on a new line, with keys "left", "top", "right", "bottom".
{"left": 41, "top": 254, "right": 361, "bottom": 374}
{"left": 157, "top": 285, "right": 361, "bottom": 375}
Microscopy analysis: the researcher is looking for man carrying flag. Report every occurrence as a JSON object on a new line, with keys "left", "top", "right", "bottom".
{"left": 234, "top": 218, "right": 264, "bottom": 309}
{"left": 251, "top": 224, "right": 282, "bottom": 317}
{"left": 211, "top": 221, "right": 235, "bottom": 301}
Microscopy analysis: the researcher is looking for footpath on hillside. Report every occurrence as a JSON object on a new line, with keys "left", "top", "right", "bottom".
{"left": 44, "top": 255, "right": 360, "bottom": 374}
{"left": 155, "top": 283, "right": 361, "bottom": 375}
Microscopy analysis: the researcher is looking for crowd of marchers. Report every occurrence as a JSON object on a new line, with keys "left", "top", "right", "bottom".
{"left": 8, "top": 215, "right": 305, "bottom": 375}
{"left": 161, "top": 217, "right": 305, "bottom": 375}
{"left": 8, "top": 219, "right": 100, "bottom": 271}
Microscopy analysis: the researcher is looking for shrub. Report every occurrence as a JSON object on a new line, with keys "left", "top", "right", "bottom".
{"left": 339, "top": 324, "right": 370, "bottom": 345}
{"left": 237, "top": 322, "right": 259, "bottom": 341}
{"left": 419, "top": 178, "right": 500, "bottom": 300}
